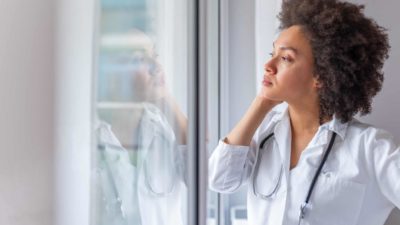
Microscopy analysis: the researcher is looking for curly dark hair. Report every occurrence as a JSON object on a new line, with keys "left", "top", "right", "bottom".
{"left": 278, "top": 0, "right": 390, "bottom": 123}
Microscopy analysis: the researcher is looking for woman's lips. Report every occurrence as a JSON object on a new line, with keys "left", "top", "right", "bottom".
{"left": 263, "top": 76, "right": 273, "bottom": 86}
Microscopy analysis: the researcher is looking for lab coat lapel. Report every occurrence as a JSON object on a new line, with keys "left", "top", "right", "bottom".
{"left": 304, "top": 116, "right": 349, "bottom": 156}
{"left": 102, "top": 147, "right": 136, "bottom": 199}
{"left": 136, "top": 107, "right": 157, "bottom": 164}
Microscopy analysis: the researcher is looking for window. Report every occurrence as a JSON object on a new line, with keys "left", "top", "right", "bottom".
{"left": 91, "top": 0, "right": 194, "bottom": 224}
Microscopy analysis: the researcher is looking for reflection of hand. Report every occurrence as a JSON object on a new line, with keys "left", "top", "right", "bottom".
{"left": 145, "top": 59, "right": 169, "bottom": 101}
{"left": 148, "top": 71, "right": 170, "bottom": 102}
{"left": 147, "top": 72, "right": 187, "bottom": 145}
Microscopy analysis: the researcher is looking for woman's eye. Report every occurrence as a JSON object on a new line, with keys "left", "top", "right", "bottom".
{"left": 281, "top": 56, "right": 292, "bottom": 62}
{"left": 269, "top": 52, "right": 292, "bottom": 63}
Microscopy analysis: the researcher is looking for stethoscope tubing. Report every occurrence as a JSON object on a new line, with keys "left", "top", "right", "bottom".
{"left": 252, "top": 133, "right": 282, "bottom": 199}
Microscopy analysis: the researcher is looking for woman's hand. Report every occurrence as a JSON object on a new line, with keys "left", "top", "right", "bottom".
{"left": 257, "top": 86, "right": 283, "bottom": 109}
{"left": 224, "top": 88, "right": 280, "bottom": 146}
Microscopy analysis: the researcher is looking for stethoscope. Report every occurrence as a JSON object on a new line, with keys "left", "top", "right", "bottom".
{"left": 142, "top": 136, "right": 176, "bottom": 197}
{"left": 252, "top": 131, "right": 337, "bottom": 224}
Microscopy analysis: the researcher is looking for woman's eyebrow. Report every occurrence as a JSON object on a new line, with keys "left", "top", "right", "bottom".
{"left": 272, "top": 42, "right": 298, "bottom": 54}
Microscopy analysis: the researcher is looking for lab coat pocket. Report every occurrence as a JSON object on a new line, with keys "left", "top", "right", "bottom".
{"left": 307, "top": 174, "right": 366, "bottom": 225}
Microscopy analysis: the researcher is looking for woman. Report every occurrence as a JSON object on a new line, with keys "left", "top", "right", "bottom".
{"left": 209, "top": 0, "right": 399, "bottom": 225}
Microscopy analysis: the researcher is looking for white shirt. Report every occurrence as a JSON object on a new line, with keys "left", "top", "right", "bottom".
{"left": 209, "top": 104, "right": 400, "bottom": 225}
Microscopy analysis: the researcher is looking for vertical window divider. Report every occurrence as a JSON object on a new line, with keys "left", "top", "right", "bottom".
{"left": 188, "top": 0, "right": 208, "bottom": 224}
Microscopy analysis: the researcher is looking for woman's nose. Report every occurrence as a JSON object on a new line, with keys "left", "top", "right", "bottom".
{"left": 264, "top": 59, "right": 276, "bottom": 75}
{"left": 153, "top": 61, "right": 163, "bottom": 76}
{"left": 150, "top": 61, "right": 166, "bottom": 85}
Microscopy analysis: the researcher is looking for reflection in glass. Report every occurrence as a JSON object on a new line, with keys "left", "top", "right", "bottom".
{"left": 92, "top": 1, "right": 189, "bottom": 225}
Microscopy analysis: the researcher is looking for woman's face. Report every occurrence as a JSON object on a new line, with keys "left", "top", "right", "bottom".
{"left": 131, "top": 48, "right": 165, "bottom": 102}
{"left": 262, "top": 25, "right": 319, "bottom": 104}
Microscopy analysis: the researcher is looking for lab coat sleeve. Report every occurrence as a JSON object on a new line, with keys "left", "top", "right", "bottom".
{"left": 365, "top": 128, "right": 400, "bottom": 208}
{"left": 208, "top": 138, "right": 257, "bottom": 193}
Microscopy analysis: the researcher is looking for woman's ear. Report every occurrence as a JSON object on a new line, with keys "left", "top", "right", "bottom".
{"left": 313, "top": 77, "right": 323, "bottom": 89}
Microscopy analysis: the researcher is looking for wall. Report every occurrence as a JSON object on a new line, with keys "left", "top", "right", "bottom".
{"left": 352, "top": 1, "right": 400, "bottom": 224}
{"left": 354, "top": 0, "right": 400, "bottom": 140}
{"left": 0, "top": 0, "right": 94, "bottom": 224}
{"left": 228, "top": 0, "right": 257, "bottom": 124}
{"left": 222, "top": 0, "right": 257, "bottom": 223}
{"left": 0, "top": 0, "right": 55, "bottom": 224}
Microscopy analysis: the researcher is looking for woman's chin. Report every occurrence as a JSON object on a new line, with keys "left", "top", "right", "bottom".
{"left": 260, "top": 89, "right": 279, "bottom": 100}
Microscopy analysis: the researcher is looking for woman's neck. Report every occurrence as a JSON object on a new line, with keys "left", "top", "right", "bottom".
{"left": 288, "top": 103, "right": 329, "bottom": 136}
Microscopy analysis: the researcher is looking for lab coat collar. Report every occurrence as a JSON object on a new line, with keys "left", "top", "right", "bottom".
{"left": 271, "top": 104, "right": 349, "bottom": 141}
{"left": 315, "top": 114, "right": 348, "bottom": 143}
{"left": 270, "top": 106, "right": 350, "bottom": 184}
{"left": 268, "top": 105, "right": 349, "bottom": 167}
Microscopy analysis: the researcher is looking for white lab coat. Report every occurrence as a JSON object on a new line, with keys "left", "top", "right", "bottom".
{"left": 135, "top": 103, "right": 188, "bottom": 225}
{"left": 209, "top": 104, "right": 400, "bottom": 225}
{"left": 93, "top": 120, "right": 140, "bottom": 225}
{"left": 94, "top": 103, "right": 187, "bottom": 225}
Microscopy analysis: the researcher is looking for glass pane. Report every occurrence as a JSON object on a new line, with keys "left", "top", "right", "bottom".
{"left": 92, "top": 0, "right": 191, "bottom": 225}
